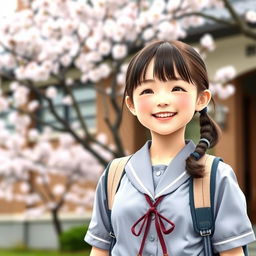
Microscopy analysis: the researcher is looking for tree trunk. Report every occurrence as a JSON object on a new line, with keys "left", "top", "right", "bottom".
{"left": 51, "top": 209, "right": 63, "bottom": 242}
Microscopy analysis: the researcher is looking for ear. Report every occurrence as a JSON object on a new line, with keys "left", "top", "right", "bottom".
{"left": 196, "top": 89, "right": 212, "bottom": 111}
{"left": 125, "top": 96, "right": 136, "bottom": 116}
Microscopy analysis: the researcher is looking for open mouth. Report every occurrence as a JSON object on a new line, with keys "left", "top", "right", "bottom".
{"left": 152, "top": 112, "right": 177, "bottom": 119}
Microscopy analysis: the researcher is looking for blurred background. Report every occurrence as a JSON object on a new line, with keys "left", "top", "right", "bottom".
{"left": 0, "top": 0, "right": 255, "bottom": 255}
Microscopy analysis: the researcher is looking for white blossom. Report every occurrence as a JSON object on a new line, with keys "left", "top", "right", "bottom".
{"left": 20, "top": 183, "right": 30, "bottom": 193}
{"left": 46, "top": 86, "right": 57, "bottom": 99}
{"left": 62, "top": 95, "right": 73, "bottom": 105}
{"left": 25, "top": 193, "right": 41, "bottom": 205}
{"left": 152, "top": 0, "right": 166, "bottom": 13}
{"left": 200, "top": 34, "right": 215, "bottom": 51}
{"left": 103, "top": 18, "right": 116, "bottom": 38}
{"left": 214, "top": 66, "right": 236, "bottom": 83}
{"left": 13, "top": 86, "right": 30, "bottom": 107}
{"left": 53, "top": 184, "right": 65, "bottom": 196}
{"left": 10, "top": 82, "right": 20, "bottom": 91}
{"left": 117, "top": 73, "right": 125, "bottom": 85}
{"left": 0, "top": 97, "right": 9, "bottom": 112}
{"left": 75, "top": 206, "right": 86, "bottom": 215}
{"left": 46, "top": 202, "right": 57, "bottom": 210}
{"left": 136, "top": 12, "right": 149, "bottom": 28}
{"left": 142, "top": 28, "right": 155, "bottom": 41}
{"left": 60, "top": 55, "right": 72, "bottom": 67}
{"left": 25, "top": 207, "right": 45, "bottom": 218}
{"left": 210, "top": 82, "right": 236, "bottom": 99}
{"left": 28, "top": 129, "right": 39, "bottom": 141}
{"left": 96, "top": 133, "right": 108, "bottom": 144}
{"left": 99, "top": 41, "right": 111, "bottom": 56}
{"left": 112, "top": 44, "right": 127, "bottom": 60}
{"left": 78, "top": 23, "right": 90, "bottom": 38}
{"left": 98, "top": 63, "right": 111, "bottom": 78}
{"left": 80, "top": 73, "right": 89, "bottom": 83}
{"left": 28, "top": 100, "right": 39, "bottom": 112}
{"left": 85, "top": 51, "right": 102, "bottom": 62}
{"left": 218, "top": 84, "right": 236, "bottom": 99}
{"left": 86, "top": 36, "right": 99, "bottom": 50}
{"left": 166, "top": 0, "right": 182, "bottom": 12}
{"left": 88, "top": 68, "right": 102, "bottom": 82}
{"left": 66, "top": 78, "right": 74, "bottom": 86}
{"left": 157, "top": 21, "right": 185, "bottom": 40}
{"left": 245, "top": 10, "right": 256, "bottom": 23}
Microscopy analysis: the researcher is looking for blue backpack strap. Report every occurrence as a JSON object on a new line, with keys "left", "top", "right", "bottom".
{"left": 190, "top": 156, "right": 250, "bottom": 255}
{"left": 189, "top": 156, "right": 223, "bottom": 256}
{"left": 104, "top": 161, "right": 116, "bottom": 253}
{"left": 243, "top": 245, "right": 249, "bottom": 256}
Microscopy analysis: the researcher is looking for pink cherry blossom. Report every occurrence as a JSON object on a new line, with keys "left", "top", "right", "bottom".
{"left": 214, "top": 66, "right": 236, "bottom": 83}
{"left": 46, "top": 86, "right": 57, "bottom": 99}
{"left": 112, "top": 44, "right": 127, "bottom": 60}
{"left": 62, "top": 96, "right": 73, "bottom": 105}
{"left": 245, "top": 10, "right": 256, "bottom": 23}
{"left": 200, "top": 34, "right": 215, "bottom": 51}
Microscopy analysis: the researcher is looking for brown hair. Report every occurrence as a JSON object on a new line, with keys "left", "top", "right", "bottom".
{"left": 122, "top": 40, "right": 222, "bottom": 178}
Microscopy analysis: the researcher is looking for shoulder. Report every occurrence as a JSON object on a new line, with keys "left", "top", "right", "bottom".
{"left": 204, "top": 154, "right": 236, "bottom": 180}
{"left": 215, "top": 160, "right": 238, "bottom": 182}
{"left": 204, "top": 154, "right": 240, "bottom": 191}
{"left": 213, "top": 159, "right": 244, "bottom": 201}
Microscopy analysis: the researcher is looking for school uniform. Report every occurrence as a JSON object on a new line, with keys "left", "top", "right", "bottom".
{"left": 84, "top": 140, "right": 255, "bottom": 255}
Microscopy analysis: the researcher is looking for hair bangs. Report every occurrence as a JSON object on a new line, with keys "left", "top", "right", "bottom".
{"left": 126, "top": 44, "right": 159, "bottom": 92}
{"left": 153, "top": 42, "right": 194, "bottom": 84}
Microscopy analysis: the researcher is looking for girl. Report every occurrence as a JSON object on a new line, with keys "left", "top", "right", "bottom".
{"left": 84, "top": 40, "right": 255, "bottom": 255}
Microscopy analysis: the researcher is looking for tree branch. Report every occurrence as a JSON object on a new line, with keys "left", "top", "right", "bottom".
{"left": 56, "top": 175, "right": 74, "bottom": 211}
{"left": 60, "top": 77, "right": 92, "bottom": 140}
{"left": 106, "top": 62, "right": 125, "bottom": 156}
{"left": 175, "top": 1, "right": 256, "bottom": 40}
{"left": 175, "top": 11, "right": 234, "bottom": 26}
{"left": 11, "top": 106, "right": 67, "bottom": 132}
{"left": 222, "top": 0, "right": 256, "bottom": 39}
{"left": 53, "top": 76, "right": 116, "bottom": 159}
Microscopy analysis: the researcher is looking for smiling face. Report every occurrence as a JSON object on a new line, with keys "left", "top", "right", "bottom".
{"left": 126, "top": 59, "right": 206, "bottom": 137}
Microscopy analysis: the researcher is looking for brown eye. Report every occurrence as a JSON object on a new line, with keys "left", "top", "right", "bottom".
{"left": 172, "top": 86, "right": 186, "bottom": 92}
{"left": 140, "top": 89, "right": 153, "bottom": 95}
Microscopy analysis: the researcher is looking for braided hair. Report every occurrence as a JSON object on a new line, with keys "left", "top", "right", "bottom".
{"left": 186, "top": 107, "right": 222, "bottom": 178}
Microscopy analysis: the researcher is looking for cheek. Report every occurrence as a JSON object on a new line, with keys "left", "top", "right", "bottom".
{"left": 136, "top": 97, "right": 152, "bottom": 113}
{"left": 177, "top": 95, "right": 194, "bottom": 109}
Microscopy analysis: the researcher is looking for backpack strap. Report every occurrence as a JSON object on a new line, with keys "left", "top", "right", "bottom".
{"left": 104, "top": 155, "right": 132, "bottom": 254}
{"left": 192, "top": 154, "right": 216, "bottom": 233}
{"left": 107, "top": 155, "right": 131, "bottom": 210}
{"left": 190, "top": 154, "right": 223, "bottom": 256}
{"left": 190, "top": 155, "right": 250, "bottom": 256}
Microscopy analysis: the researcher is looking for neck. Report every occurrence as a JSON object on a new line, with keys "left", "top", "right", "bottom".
{"left": 149, "top": 128, "right": 186, "bottom": 165}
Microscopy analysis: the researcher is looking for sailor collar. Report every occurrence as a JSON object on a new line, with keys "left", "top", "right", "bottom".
{"left": 125, "top": 140, "right": 196, "bottom": 200}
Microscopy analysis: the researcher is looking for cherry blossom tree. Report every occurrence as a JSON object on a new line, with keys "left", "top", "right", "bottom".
{"left": 0, "top": 114, "right": 113, "bottom": 236}
{"left": 1, "top": 0, "right": 253, "bottom": 164}
{"left": 0, "top": 0, "right": 255, "bottom": 239}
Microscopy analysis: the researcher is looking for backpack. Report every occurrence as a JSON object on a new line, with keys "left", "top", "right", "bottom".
{"left": 105, "top": 154, "right": 249, "bottom": 256}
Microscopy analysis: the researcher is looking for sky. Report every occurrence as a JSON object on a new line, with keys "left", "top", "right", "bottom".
{"left": 0, "top": 0, "right": 17, "bottom": 17}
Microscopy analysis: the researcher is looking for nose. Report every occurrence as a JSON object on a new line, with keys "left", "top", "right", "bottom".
{"left": 156, "top": 93, "right": 170, "bottom": 107}
{"left": 157, "top": 101, "right": 169, "bottom": 107}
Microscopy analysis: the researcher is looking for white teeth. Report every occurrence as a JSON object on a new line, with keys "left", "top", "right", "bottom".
{"left": 154, "top": 113, "right": 176, "bottom": 118}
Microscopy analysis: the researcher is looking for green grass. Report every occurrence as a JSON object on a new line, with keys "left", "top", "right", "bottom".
{"left": 0, "top": 250, "right": 90, "bottom": 256}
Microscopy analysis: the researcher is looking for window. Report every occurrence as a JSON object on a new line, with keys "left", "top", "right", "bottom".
{"left": 38, "top": 84, "right": 96, "bottom": 131}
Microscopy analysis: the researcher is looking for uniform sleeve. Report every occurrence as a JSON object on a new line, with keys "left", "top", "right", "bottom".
{"left": 212, "top": 162, "right": 255, "bottom": 253}
{"left": 84, "top": 169, "right": 111, "bottom": 250}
